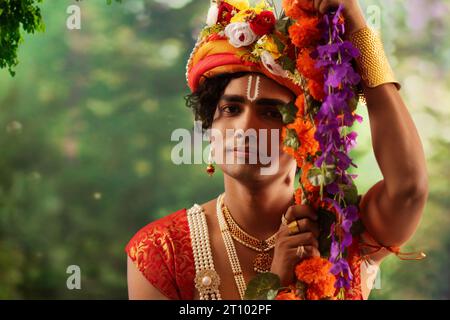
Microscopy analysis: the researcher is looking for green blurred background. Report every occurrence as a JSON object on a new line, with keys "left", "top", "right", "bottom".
{"left": 0, "top": 0, "right": 448, "bottom": 299}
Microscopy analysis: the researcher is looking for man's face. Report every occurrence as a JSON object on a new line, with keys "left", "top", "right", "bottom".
{"left": 210, "top": 72, "right": 297, "bottom": 183}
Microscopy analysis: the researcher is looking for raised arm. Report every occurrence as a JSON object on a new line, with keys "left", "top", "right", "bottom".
{"left": 341, "top": 1, "right": 428, "bottom": 260}
{"left": 359, "top": 83, "right": 428, "bottom": 252}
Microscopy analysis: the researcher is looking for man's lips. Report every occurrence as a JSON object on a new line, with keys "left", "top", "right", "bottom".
{"left": 225, "top": 145, "right": 258, "bottom": 157}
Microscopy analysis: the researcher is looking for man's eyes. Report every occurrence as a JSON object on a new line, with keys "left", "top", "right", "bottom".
{"left": 220, "top": 104, "right": 241, "bottom": 114}
{"left": 218, "top": 105, "right": 283, "bottom": 121}
{"left": 265, "top": 109, "right": 283, "bottom": 120}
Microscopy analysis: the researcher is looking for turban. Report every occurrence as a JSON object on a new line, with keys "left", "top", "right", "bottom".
{"left": 185, "top": 0, "right": 305, "bottom": 96}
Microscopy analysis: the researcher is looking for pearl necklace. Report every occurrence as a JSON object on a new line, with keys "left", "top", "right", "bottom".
{"left": 187, "top": 203, "right": 222, "bottom": 300}
{"left": 216, "top": 193, "right": 247, "bottom": 300}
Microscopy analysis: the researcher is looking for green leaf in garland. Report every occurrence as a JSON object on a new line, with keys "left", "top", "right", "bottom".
{"left": 277, "top": 55, "right": 296, "bottom": 73}
{"left": 295, "top": 280, "right": 307, "bottom": 300}
{"left": 340, "top": 179, "right": 359, "bottom": 205}
{"left": 305, "top": 92, "right": 322, "bottom": 117}
{"left": 307, "top": 165, "right": 336, "bottom": 186}
{"left": 244, "top": 272, "right": 281, "bottom": 300}
{"left": 277, "top": 101, "right": 297, "bottom": 124}
{"left": 271, "top": 33, "right": 286, "bottom": 53}
{"left": 283, "top": 128, "right": 300, "bottom": 150}
{"left": 275, "top": 17, "right": 294, "bottom": 35}
{"left": 200, "top": 24, "right": 225, "bottom": 40}
{"left": 348, "top": 96, "right": 358, "bottom": 113}
{"left": 266, "top": 289, "right": 278, "bottom": 300}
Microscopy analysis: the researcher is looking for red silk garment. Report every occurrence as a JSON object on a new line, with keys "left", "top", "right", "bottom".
{"left": 125, "top": 208, "right": 195, "bottom": 300}
{"left": 125, "top": 208, "right": 364, "bottom": 300}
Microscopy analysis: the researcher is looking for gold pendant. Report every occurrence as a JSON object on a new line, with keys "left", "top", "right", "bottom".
{"left": 194, "top": 269, "right": 221, "bottom": 296}
{"left": 253, "top": 252, "right": 272, "bottom": 273}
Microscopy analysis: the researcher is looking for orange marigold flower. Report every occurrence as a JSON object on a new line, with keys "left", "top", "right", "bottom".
{"left": 295, "top": 93, "right": 305, "bottom": 118}
{"left": 288, "top": 17, "right": 321, "bottom": 48}
{"left": 275, "top": 291, "right": 301, "bottom": 300}
{"left": 307, "top": 79, "right": 325, "bottom": 101}
{"left": 295, "top": 256, "right": 334, "bottom": 284}
{"left": 282, "top": 0, "right": 315, "bottom": 16}
{"left": 299, "top": 155, "right": 313, "bottom": 175}
{"left": 306, "top": 279, "right": 336, "bottom": 300}
{"left": 300, "top": 161, "right": 319, "bottom": 190}
{"left": 295, "top": 257, "right": 336, "bottom": 300}
{"left": 296, "top": 48, "right": 323, "bottom": 82}
{"left": 282, "top": 0, "right": 312, "bottom": 20}
{"left": 287, "top": 118, "right": 319, "bottom": 162}
{"left": 295, "top": 174, "right": 319, "bottom": 204}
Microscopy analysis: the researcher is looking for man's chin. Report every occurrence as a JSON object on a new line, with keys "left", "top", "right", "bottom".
{"left": 221, "top": 163, "right": 279, "bottom": 181}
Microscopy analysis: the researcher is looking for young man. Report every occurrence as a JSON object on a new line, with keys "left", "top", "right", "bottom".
{"left": 126, "top": 0, "right": 428, "bottom": 300}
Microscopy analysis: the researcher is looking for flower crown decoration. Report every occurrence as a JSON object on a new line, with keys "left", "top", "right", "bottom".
{"left": 186, "top": 0, "right": 365, "bottom": 300}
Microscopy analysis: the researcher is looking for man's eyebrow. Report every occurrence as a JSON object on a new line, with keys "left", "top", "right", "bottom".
{"left": 255, "top": 97, "right": 289, "bottom": 107}
{"left": 219, "top": 94, "right": 289, "bottom": 106}
{"left": 219, "top": 94, "right": 246, "bottom": 103}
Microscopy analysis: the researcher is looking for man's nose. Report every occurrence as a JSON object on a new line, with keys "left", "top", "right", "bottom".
{"left": 233, "top": 105, "right": 261, "bottom": 132}
{"left": 231, "top": 106, "right": 263, "bottom": 147}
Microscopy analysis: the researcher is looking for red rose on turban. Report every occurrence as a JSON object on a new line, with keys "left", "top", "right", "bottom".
{"left": 217, "top": 2, "right": 235, "bottom": 24}
{"left": 249, "top": 10, "right": 276, "bottom": 36}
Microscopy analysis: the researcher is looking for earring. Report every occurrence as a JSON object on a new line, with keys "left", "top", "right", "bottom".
{"left": 206, "top": 145, "right": 215, "bottom": 176}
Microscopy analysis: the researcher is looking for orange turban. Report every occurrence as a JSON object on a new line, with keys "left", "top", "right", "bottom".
{"left": 185, "top": 0, "right": 304, "bottom": 96}
{"left": 187, "top": 38, "right": 303, "bottom": 95}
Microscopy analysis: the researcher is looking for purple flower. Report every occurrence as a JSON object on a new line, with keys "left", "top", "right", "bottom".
{"left": 341, "top": 231, "right": 353, "bottom": 249}
{"left": 313, "top": 3, "right": 363, "bottom": 295}
{"left": 334, "top": 275, "right": 351, "bottom": 290}
{"left": 329, "top": 258, "right": 351, "bottom": 277}
{"left": 344, "top": 205, "right": 359, "bottom": 221}
{"left": 343, "top": 131, "right": 358, "bottom": 152}
{"left": 326, "top": 182, "right": 340, "bottom": 195}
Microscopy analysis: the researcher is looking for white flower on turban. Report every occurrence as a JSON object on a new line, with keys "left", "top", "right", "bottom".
{"left": 260, "top": 50, "right": 288, "bottom": 78}
{"left": 224, "top": 22, "right": 258, "bottom": 48}
{"left": 206, "top": 3, "right": 219, "bottom": 27}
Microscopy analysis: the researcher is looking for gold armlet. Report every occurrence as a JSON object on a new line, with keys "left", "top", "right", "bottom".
{"left": 349, "top": 26, "right": 401, "bottom": 90}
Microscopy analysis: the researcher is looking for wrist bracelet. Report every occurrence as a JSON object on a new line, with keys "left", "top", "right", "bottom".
{"left": 349, "top": 26, "right": 401, "bottom": 90}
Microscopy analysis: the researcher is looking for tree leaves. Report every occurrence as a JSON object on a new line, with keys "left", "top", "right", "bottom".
{"left": 0, "top": 0, "right": 45, "bottom": 76}
{"left": 0, "top": 0, "right": 122, "bottom": 76}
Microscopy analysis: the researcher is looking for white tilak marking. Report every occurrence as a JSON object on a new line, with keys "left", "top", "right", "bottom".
{"left": 246, "top": 75, "right": 260, "bottom": 102}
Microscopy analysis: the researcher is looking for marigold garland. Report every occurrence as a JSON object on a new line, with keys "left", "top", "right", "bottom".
{"left": 189, "top": 0, "right": 364, "bottom": 300}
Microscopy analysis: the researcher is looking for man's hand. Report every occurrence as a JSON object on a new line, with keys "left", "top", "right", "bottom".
{"left": 312, "top": 0, "right": 367, "bottom": 35}
{"left": 270, "top": 204, "right": 320, "bottom": 287}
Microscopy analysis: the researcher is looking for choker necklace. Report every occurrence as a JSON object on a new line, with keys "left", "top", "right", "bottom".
{"left": 222, "top": 198, "right": 276, "bottom": 273}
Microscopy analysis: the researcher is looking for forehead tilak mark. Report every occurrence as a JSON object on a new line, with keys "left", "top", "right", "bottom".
{"left": 246, "top": 74, "right": 261, "bottom": 102}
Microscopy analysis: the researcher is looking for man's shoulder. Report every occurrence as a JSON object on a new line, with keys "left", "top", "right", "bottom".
{"left": 136, "top": 207, "right": 189, "bottom": 236}
{"left": 125, "top": 207, "right": 190, "bottom": 254}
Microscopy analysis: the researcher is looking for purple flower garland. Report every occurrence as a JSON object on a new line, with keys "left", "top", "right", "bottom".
{"left": 313, "top": 4, "right": 363, "bottom": 297}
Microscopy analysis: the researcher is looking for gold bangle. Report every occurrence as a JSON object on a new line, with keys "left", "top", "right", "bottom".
{"left": 281, "top": 213, "right": 289, "bottom": 226}
{"left": 349, "top": 26, "right": 401, "bottom": 90}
